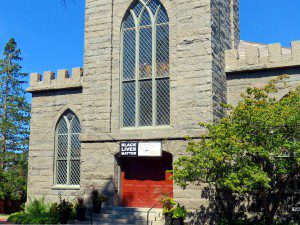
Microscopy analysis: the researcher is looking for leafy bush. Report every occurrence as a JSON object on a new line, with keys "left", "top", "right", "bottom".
{"left": 91, "top": 189, "right": 107, "bottom": 213}
{"left": 7, "top": 197, "right": 74, "bottom": 224}
{"left": 75, "top": 197, "right": 86, "bottom": 221}
{"left": 159, "top": 194, "right": 175, "bottom": 214}
{"left": 91, "top": 189, "right": 107, "bottom": 203}
{"left": 172, "top": 204, "right": 188, "bottom": 219}
{"left": 25, "top": 198, "right": 47, "bottom": 215}
{"left": 57, "top": 199, "right": 74, "bottom": 224}
{"left": 8, "top": 210, "right": 59, "bottom": 224}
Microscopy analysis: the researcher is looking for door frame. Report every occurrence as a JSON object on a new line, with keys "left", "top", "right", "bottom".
{"left": 115, "top": 151, "right": 173, "bottom": 208}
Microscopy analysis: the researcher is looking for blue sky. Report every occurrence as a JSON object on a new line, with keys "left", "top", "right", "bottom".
{"left": 0, "top": 0, "right": 299, "bottom": 93}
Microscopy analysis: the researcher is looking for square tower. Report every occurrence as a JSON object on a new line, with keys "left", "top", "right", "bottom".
{"left": 80, "top": 0, "right": 240, "bottom": 208}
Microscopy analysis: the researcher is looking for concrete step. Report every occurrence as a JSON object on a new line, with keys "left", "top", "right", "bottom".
{"left": 101, "top": 209, "right": 162, "bottom": 217}
{"left": 92, "top": 222, "right": 163, "bottom": 225}
{"left": 96, "top": 213, "right": 161, "bottom": 221}
{"left": 78, "top": 207, "right": 164, "bottom": 225}
{"left": 102, "top": 207, "right": 162, "bottom": 213}
{"left": 93, "top": 217, "right": 163, "bottom": 223}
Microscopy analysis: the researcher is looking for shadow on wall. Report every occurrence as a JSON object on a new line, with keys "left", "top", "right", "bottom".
{"left": 188, "top": 186, "right": 249, "bottom": 224}
{"left": 227, "top": 67, "right": 300, "bottom": 81}
{"left": 84, "top": 177, "right": 116, "bottom": 206}
{"left": 187, "top": 186, "right": 300, "bottom": 225}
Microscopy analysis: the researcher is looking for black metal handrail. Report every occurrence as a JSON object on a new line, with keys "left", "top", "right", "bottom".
{"left": 147, "top": 191, "right": 173, "bottom": 225}
{"left": 147, "top": 201, "right": 160, "bottom": 225}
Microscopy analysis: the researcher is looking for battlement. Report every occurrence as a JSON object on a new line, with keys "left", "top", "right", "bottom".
{"left": 26, "top": 67, "right": 83, "bottom": 93}
{"left": 225, "top": 41, "right": 300, "bottom": 73}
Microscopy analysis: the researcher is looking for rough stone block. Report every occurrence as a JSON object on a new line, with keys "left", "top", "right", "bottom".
{"left": 225, "top": 49, "right": 238, "bottom": 68}
{"left": 292, "top": 40, "right": 300, "bottom": 62}
{"left": 246, "top": 46, "right": 259, "bottom": 65}
{"left": 43, "top": 71, "right": 55, "bottom": 85}
{"left": 268, "top": 43, "right": 281, "bottom": 63}
{"left": 72, "top": 67, "right": 83, "bottom": 79}
{"left": 30, "top": 73, "right": 41, "bottom": 86}
{"left": 57, "top": 69, "right": 69, "bottom": 81}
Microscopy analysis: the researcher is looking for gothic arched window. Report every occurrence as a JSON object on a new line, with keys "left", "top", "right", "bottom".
{"left": 122, "top": 0, "right": 170, "bottom": 127}
{"left": 55, "top": 110, "right": 81, "bottom": 186}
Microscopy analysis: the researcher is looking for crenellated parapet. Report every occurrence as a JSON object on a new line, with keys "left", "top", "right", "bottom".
{"left": 26, "top": 67, "right": 83, "bottom": 93}
{"left": 225, "top": 41, "right": 300, "bottom": 73}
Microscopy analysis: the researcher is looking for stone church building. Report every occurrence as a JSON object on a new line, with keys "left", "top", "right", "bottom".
{"left": 27, "top": 0, "right": 300, "bottom": 211}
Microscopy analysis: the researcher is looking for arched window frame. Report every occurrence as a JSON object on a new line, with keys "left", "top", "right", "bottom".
{"left": 54, "top": 111, "right": 81, "bottom": 187}
{"left": 121, "top": 0, "right": 170, "bottom": 128}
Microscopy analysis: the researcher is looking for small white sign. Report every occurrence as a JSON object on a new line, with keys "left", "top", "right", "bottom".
{"left": 138, "top": 142, "right": 162, "bottom": 157}
{"left": 292, "top": 207, "right": 300, "bottom": 212}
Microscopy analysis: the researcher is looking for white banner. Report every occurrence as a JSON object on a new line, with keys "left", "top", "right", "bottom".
{"left": 138, "top": 142, "right": 162, "bottom": 157}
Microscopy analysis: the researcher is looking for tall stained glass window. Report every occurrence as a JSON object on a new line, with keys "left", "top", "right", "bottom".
{"left": 122, "top": 0, "right": 170, "bottom": 127}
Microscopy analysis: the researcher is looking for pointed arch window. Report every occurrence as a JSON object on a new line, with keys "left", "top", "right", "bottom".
{"left": 55, "top": 110, "right": 81, "bottom": 186}
{"left": 122, "top": 0, "right": 170, "bottom": 127}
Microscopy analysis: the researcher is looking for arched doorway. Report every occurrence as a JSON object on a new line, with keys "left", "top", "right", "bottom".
{"left": 120, "top": 151, "right": 173, "bottom": 208}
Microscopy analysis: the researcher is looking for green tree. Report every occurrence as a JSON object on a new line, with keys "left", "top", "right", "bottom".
{"left": 0, "top": 38, "right": 30, "bottom": 202}
{"left": 173, "top": 76, "right": 300, "bottom": 224}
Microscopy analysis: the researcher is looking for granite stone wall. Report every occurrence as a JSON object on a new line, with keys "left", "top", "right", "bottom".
{"left": 27, "top": 91, "right": 83, "bottom": 202}
{"left": 230, "top": 0, "right": 239, "bottom": 49}
{"left": 225, "top": 41, "right": 300, "bottom": 105}
{"left": 227, "top": 67, "right": 300, "bottom": 106}
{"left": 27, "top": 68, "right": 84, "bottom": 202}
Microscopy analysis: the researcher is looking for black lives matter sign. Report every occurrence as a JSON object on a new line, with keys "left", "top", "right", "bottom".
{"left": 120, "top": 142, "right": 138, "bottom": 156}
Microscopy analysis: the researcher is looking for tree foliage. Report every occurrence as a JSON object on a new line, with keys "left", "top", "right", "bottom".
{"left": 173, "top": 76, "right": 299, "bottom": 224}
{"left": 0, "top": 38, "right": 30, "bottom": 201}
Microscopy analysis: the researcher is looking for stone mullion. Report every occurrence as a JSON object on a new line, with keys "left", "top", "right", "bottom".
{"left": 151, "top": 6, "right": 158, "bottom": 127}
{"left": 133, "top": 10, "right": 140, "bottom": 127}
{"left": 54, "top": 124, "right": 59, "bottom": 185}
{"left": 120, "top": 22, "right": 125, "bottom": 129}
{"left": 66, "top": 117, "right": 71, "bottom": 186}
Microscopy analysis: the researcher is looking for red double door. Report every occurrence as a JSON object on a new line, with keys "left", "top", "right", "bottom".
{"left": 121, "top": 153, "right": 173, "bottom": 208}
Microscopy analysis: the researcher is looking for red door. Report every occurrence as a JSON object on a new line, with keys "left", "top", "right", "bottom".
{"left": 121, "top": 152, "right": 173, "bottom": 208}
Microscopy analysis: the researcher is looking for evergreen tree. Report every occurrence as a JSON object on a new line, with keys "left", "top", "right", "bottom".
{"left": 0, "top": 38, "right": 30, "bottom": 201}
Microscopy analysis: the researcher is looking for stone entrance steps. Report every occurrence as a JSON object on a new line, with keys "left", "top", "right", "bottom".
{"left": 74, "top": 206, "right": 164, "bottom": 225}
{"left": 93, "top": 207, "right": 163, "bottom": 225}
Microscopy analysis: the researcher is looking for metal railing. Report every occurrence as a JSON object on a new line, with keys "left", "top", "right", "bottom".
{"left": 147, "top": 191, "right": 173, "bottom": 225}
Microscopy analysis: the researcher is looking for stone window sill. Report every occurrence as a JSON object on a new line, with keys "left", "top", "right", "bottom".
{"left": 120, "top": 125, "right": 171, "bottom": 131}
{"left": 52, "top": 185, "right": 80, "bottom": 190}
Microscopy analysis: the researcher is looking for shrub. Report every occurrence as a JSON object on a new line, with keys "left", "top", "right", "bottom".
{"left": 91, "top": 189, "right": 107, "bottom": 203}
{"left": 57, "top": 199, "right": 73, "bottom": 224}
{"left": 91, "top": 189, "right": 107, "bottom": 213}
{"left": 7, "top": 197, "right": 74, "bottom": 224}
{"left": 8, "top": 211, "right": 59, "bottom": 224}
{"left": 159, "top": 194, "right": 175, "bottom": 215}
{"left": 25, "top": 198, "right": 47, "bottom": 215}
{"left": 172, "top": 204, "right": 188, "bottom": 219}
{"left": 75, "top": 197, "right": 86, "bottom": 221}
